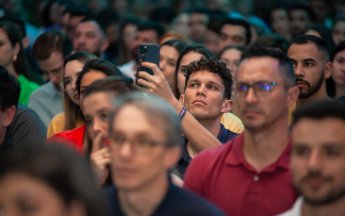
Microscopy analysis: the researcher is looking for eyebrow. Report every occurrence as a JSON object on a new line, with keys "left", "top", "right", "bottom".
{"left": 97, "top": 107, "right": 111, "bottom": 114}
{"left": 51, "top": 65, "right": 64, "bottom": 72}
{"left": 303, "top": 58, "right": 317, "bottom": 62}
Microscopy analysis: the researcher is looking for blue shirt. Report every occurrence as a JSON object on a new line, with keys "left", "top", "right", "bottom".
{"left": 177, "top": 124, "right": 238, "bottom": 177}
{"left": 104, "top": 182, "right": 226, "bottom": 216}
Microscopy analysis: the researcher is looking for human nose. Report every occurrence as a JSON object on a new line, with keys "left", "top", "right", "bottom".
{"left": 160, "top": 60, "right": 166, "bottom": 72}
{"left": 244, "top": 86, "right": 259, "bottom": 104}
{"left": 196, "top": 84, "right": 207, "bottom": 96}
{"left": 294, "top": 63, "right": 305, "bottom": 78}
{"left": 307, "top": 149, "right": 323, "bottom": 171}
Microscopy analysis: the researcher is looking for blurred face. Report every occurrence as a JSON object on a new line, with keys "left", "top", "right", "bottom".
{"left": 177, "top": 52, "right": 204, "bottom": 94}
{"left": 188, "top": 13, "right": 208, "bottom": 43}
{"left": 332, "top": 50, "right": 345, "bottom": 86}
{"left": 82, "top": 92, "right": 115, "bottom": 142}
{"left": 271, "top": 9, "right": 291, "bottom": 35}
{"left": 219, "top": 48, "right": 242, "bottom": 77}
{"left": 309, "top": 0, "right": 328, "bottom": 22}
{"left": 37, "top": 51, "right": 64, "bottom": 91}
{"left": 290, "top": 9, "right": 312, "bottom": 36}
{"left": 79, "top": 71, "right": 108, "bottom": 102}
{"left": 236, "top": 57, "right": 289, "bottom": 131}
{"left": 106, "top": 23, "right": 119, "bottom": 44}
{"left": 122, "top": 24, "right": 137, "bottom": 51}
{"left": 159, "top": 45, "right": 179, "bottom": 90}
{"left": 0, "top": 173, "right": 78, "bottom": 216}
{"left": 110, "top": 105, "right": 177, "bottom": 191}
{"left": 219, "top": 24, "right": 247, "bottom": 50}
{"left": 288, "top": 43, "right": 330, "bottom": 98}
{"left": 63, "top": 60, "right": 84, "bottom": 105}
{"left": 291, "top": 118, "right": 345, "bottom": 205}
{"left": 183, "top": 70, "right": 229, "bottom": 121}
{"left": 0, "top": 29, "right": 18, "bottom": 70}
{"left": 332, "top": 21, "right": 345, "bottom": 46}
{"left": 73, "top": 21, "right": 108, "bottom": 57}
{"left": 204, "top": 30, "right": 219, "bottom": 55}
{"left": 67, "top": 15, "right": 86, "bottom": 39}
{"left": 131, "top": 30, "right": 158, "bottom": 59}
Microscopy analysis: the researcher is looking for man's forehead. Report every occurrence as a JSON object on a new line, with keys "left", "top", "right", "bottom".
{"left": 222, "top": 24, "right": 245, "bottom": 34}
{"left": 76, "top": 21, "right": 102, "bottom": 33}
{"left": 189, "top": 70, "right": 223, "bottom": 83}
{"left": 288, "top": 42, "right": 325, "bottom": 60}
{"left": 237, "top": 57, "right": 280, "bottom": 78}
{"left": 137, "top": 30, "right": 158, "bottom": 40}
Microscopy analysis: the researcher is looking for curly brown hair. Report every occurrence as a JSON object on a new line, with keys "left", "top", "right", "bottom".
{"left": 184, "top": 58, "right": 233, "bottom": 99}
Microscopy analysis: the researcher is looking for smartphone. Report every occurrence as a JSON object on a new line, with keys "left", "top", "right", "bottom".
{"left": 137, "top": 43, "right": 160, "bottom": 76}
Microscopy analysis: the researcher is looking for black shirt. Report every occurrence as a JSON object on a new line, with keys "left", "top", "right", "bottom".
{"left": 0, "top": 133, "right": 13, "bottom": 156}
{"left": 104, "top": 182, "right": 226, "bottom": 216}
{"left": 177, "top": 123, "right": 238, "bottom": 177}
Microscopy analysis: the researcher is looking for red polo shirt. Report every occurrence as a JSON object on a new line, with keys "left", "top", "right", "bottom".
{"left": 183, "top": 133, "right": 298, "bottom": 216}
{"left": 47, "top": 125, "right": 86, "bottom": 155}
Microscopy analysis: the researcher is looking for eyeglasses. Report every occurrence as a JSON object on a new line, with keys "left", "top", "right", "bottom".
{"left": 110, "top": 134, "right": 169, "bottom": 155}
{"left": 235, "top": 81, "right": 278, "bottom": 98}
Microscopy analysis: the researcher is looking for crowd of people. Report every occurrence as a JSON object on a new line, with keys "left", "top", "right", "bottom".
{"left": 1, "top": 0, "right": 345, "bottom": 216}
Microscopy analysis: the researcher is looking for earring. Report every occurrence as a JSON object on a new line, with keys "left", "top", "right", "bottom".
{"left": 12, "top": 55, "right": 17, "bottom": 62}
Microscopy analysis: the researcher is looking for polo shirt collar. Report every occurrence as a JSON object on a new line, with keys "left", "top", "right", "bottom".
{"left": 225, "top": 133, "right": 291, "bottom": 172}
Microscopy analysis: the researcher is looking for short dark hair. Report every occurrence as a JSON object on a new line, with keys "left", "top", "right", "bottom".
{"left": 76, "top": 59, "right": 124, "bottom": 95}
{"left": 77, "top": 17, "right": 106, "bottom": 35}
{"left": 293, "top": 100, "right": 345, "bottom": 125}
{"left": 288, "top": 3, "right": 315, "bottom": 22}
{"left": 0, "top": 144, "right": 108, "bottom": 216}
{"left": 137, "top": 20, "right": 166, "bottom": 39}
{"left": 31, "top": 29, "right": 73, "bottom": 60}
{"left": 254, "top": 33, "right": 291, "bottom": 54}
{"left": 0, "top": 66, "right": 20, "bottom": 111}
{"left": 69, "top": 7, "right": 92, "bottom": 19}
{"left": 291, "top": 35, "right": 330, "bottom": 61}
{"left": 188, "top": 7, "right": 212, "bottom": 16}
{"left": 221, "top": 18, "right": 251, "bottom": 45}
{"left": 96, "top": 8, "right": 120, "bottom": 29}
{"left": 83, "top": 76, "right": 139, "bottom": 100}
{"left": 185, "top": 58, "right": 232, "bottom": 99}
{"left": 241, "top": 45, "right": 295, "bottom": 88}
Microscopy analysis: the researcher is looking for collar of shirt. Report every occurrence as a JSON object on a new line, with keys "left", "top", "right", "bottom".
{"left": 181, "top": 124, "right": 234, "bottom": 163}
{"left": 225, "top": 133, "right": 291, "bottom": 173}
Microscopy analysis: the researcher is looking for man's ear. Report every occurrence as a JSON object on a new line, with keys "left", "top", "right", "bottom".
{"left": 221, "top": 99, "right": 233, "bottom": 114}
{"left": 287, "top": 86, "right": 300, "bottom": 108}
{"left": 324, "top": 62, "right": 332, "bottom": 79}
{"left": 101, "top": 38, "right": 109, "bottom": 52}
{"left": 3, "top": 105, "right": 16, "bottom": 127}
{"left": 179, "top": 94, "right": 185, "bottom": 105}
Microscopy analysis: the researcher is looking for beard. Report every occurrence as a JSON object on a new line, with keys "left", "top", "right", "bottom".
{"left": 294, "top": 171, "right": 345, "bottom": 206}
{"left": 297, "top": 71, "right": 324, "bottom": 99}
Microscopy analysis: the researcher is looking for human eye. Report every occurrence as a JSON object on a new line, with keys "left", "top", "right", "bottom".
{"left": 256, "top": 83, "right": 272, "bottom": 92}
{"left": 137, "top": 138, "right": 150, "bottom": 146}
{"left": 324, "top": 146, "right": 341, "bottom": 157}
{"left": 80, "top": 89, "right": 86, "bottom": 95}
{"left": 305, "top": 62, "right": 314, "bottom": 67}
{"left": 293, "top": 145, "right": 310, "bottom": 157}
{"left": 85, "top": 118, "right": 93, "bottom": 126}
{"left": 189, "top": 83, "right": 198, "bottom": 88}
{"left": 113, "top": 135, "right": 126, "bottom": 144}
{"left": 19, "top": 200, "right": 39, "bottom": 214}
{"left": 100, "top": 113, "right": 109, "bottom": 121}
{"left": 208, "top": 85, "right": 217, "bottom": 90}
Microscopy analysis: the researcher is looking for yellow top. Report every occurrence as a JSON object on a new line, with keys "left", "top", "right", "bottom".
{"left": 47, "top": 112, "right": 85, "bottom": 138}
{"left": 288, "top": 102, "right": 297, "bottom": 126}
{"left": 221, "top": 112, "right": 245, "bottom": 134}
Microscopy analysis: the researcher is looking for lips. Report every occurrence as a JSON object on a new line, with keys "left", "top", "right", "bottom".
{"left": 192, "top": 100, "right": 207, "bottom": 105}
{"left": 74, "top": 93, "right": 79, "bottom": 99}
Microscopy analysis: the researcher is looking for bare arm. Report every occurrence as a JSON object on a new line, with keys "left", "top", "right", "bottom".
{"left": 137, "top": 62, "right": 221, "bottom": 152}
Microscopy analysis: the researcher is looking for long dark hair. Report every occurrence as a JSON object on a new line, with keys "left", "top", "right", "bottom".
{"left": 174, "top": 44, "right": 215, "bottom": 99}
{"left": 0, "top": 143, "right": 109, "bottom": 216}
{"left": 62, "top": 52, "right": 98, "bottom": 131}
{"left": 76, "top": 59, "right": 124, "bottom": 95}
{"left": 327, "top": 41, "right": 345, "bottom": 98}
{"left": 0, "top": 20, "right": 28, "bottom": 78}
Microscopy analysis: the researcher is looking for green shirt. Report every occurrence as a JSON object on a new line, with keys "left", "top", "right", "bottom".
{"left": 17, "top": 74, "right": 39, "bottom": 106}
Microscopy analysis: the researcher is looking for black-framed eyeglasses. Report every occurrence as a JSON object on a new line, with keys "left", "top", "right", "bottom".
{"left": 110, "top": 134, "right": 169, "bottom": 155}
{"left": 235, "top": 81, "right": 278, "bottom": 97}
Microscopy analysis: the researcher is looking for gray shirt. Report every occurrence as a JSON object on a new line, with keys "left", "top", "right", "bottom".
{"left": 28, "top": 82, "right": 63, "bottom": 129}
{"left": 7, "top": 104, "right": 47, "bottom": 146}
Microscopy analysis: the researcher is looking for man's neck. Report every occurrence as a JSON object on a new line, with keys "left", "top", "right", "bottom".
{"left": 187, "top": 118, "right": 221, "bottom": 159}
{"left": 243, "top": 114, "right": 290, "bottom": 172}
{"left": 297, "top": 85, "right": 330, "bottom": 107}
{"left": 302, "top": 196, "right": 345, "bottom": 216}
{"left": 0, "top": 129, "right": 6, "bottom": 146}
{"left": 335, "top": 83, "right": 345, "bottom": 99}
{"left": 118, "top": 173, "right": 169, "bottom": 216}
